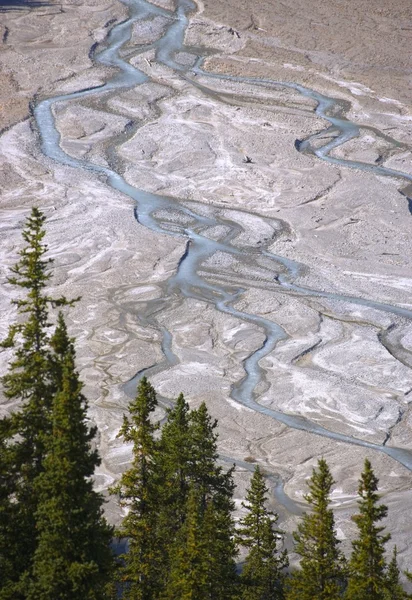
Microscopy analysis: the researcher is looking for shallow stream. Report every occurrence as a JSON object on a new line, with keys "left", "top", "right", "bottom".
{"left": 33, "top": 0, "right": 412, "bottom": 496}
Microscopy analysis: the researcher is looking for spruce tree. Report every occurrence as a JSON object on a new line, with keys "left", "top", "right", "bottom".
{"left": 0, "top": 420, "right": 19, "bottom": 598}
{"left": 165, "top": 485, "right": 238, "bottom": 600}
{"left": 158, "top": 400, "right": 238, "bottom": 598}
{"left": 157, "top": 393, "right": 192, "bottom": 531}
{"left": 188, "top": 402, "right": 235, "bottom": 510}
{"left": 111, "top": 377, "right": 161, "bottom": 600}
{"left": 345, "top": 459, "right": 390, "bottom": 600}
{"left": 384, "top": 547, "right": 407, "bottom": 600}
{"left": 25, "top": 313, "right": 113, "bottom": 600}
{"left": 0, "top": 207, "right": 73, "bottom": 598}
{"left": 238, "top": 466, "right": 288, "bottom": 600}
{"left": 166, "top": 486, "right": 210, "bottom": 600}
{"left": 286, "top": 458, "right": 346, "bottom": 600}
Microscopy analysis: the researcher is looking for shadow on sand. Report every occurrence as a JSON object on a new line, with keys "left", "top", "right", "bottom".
{"left": 0, "top": 0, "right": 54, "bottom": 11}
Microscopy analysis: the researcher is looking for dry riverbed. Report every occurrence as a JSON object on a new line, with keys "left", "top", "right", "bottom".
{"left": 1, "top": 0, "right": 412, "bottom": 571}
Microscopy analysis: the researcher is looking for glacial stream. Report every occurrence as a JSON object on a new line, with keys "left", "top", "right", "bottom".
{"left": 33, "top": 0, "right": 412, "bottom": 494}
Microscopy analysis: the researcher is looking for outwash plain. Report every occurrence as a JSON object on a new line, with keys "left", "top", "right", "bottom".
{"left": 1, "top": 0, "right": 412, "bottom": 568}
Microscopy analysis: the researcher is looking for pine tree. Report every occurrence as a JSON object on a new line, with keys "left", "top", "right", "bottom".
{"left": 384, "top": 547, "right": 407, "bottom": 600}
{"left": 346, "top": 459, "right": 390, "bottom": 600}
{"left": 111, "top": 377, "right": 161, "bottom": 600}
{"left": 238, "top": 466, "right": 288, "bottom": 600}
{"left": 286, "top": 458, "right": 346, "bottom": 600}
{"left": 25, "top": 313, "right": 113, "bottom": 600}
{"left": 0, "top": 208, "right": 73, "bottom": 598}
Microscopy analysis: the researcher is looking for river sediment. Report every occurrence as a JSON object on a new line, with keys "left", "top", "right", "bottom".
{"left": 1, "top": 0, "right": 412, "bottom": 569}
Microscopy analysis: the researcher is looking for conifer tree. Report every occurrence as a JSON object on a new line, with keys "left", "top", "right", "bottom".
{"left": 111, "top": 377, "right": 161, "bottom": 600}
{"left": 159, "top": 401, "right": 238, "bottom": 599}
{"left": 157, "top": 393, "right": 192, "bottom": 532}
{"left": 384, "top": 547, "right": 407, "bottom": 600}
{"left": 154, "top": 394, "right": 192, "bottom": 588}
{"left": 346, "top": 459, "right": 390, "bottom": 600}
{"left": 286, "top": 458, "right": 346, "bottom": 600}
{"left": 25, "top": 313, "right": 113, "bottom": 600}
{"left": 188, "top": 402, "right": 235, "bottom": 511}
{"left": 238, "top": 466, "right": 288, "bottom": 600}
{"left": 166, "top": 486, "right": 209, "bottom": 600}
{"left": 0, "top": 208, "right": 73, "bottom": 598}
{"left": 0, "top": 421, "right": 19, "bottom": 598}
{"left": 165, "top": 485, "right": 238, "bottom": 600}
{"left": 2, "top": 208, "right": 72, "bottom": 467}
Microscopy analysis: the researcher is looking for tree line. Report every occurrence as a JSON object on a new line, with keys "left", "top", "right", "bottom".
{"left": 0, "top": 208, "right": 410, "bottom": 599}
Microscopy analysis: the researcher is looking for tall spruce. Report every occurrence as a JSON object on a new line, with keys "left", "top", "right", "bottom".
{"left": 159, "top": 400, "right": 238, "bottom": 599}
{"left": 0, "top": 208, "right": 72, "bottom": 598}
{"left": 286, "top": 458, "right": 346, "bottom": 600}
{"left": 165, "top": 485, "right": 238, "bottom": 600}
{"left": 345, "top": 459, "right": 390, "bottom": 600}
{"left": 188, "top": 402, "right": 238, "bottom": 596}
{"left": 111, "top": 377, "right": 161, "bottom": 600}
{"left": 25, "top": 313, "right": 113, "bottom": 599}
{"left": 188, "top": 402, "right": 235, "bottom": 510}
{"left": 157, "top": 394, "right": 192, "bottom": 532}
{"left": 237, "top": 466, "right": 288, "bottom": 600}
{"left": 155, "top": 393, "right": 192, "bottom": 588}
{"left": 165, "top": 486, "right": 211, "bottom": 600}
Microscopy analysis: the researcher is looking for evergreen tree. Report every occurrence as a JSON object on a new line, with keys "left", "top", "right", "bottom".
{"left": 286, "top": 458, "right": 346, "bottom": 600}
{"left": 188, "top": 402, "right": 235, "bottom": 511}
{"left": 238, "top": 466, "right": 288, "bottom": 600}
{"left": 111, "top": 377, "right": 161, "bottom": 600}
{"left": 166, "top": 486, "right": 210, "bottom": 600}
{"left": 155, "top": 399, "right": 238, "bottom": 598}
{"left": 157, "top": 393, "right": 192, "bottom": 532}
{"left": 25, "top": 313, "right": 113, "bottom": 600}
{"left": 384, "top": 547, "right": 407, "bottom": 600}
{"left": 165, "top": 485, "right": 237, "bottom": 600}
{"left": 346, "top": 459, "right": 390, "bottom": 600}
{"left": 155, "top": 394, "right": 192, "bottom": 588}
{"left": 0, "top": 420, "right": 20, "bottom": 598}
{"left": 0, "top": 208, "right": 73, "bottom": 598}
{"left": 2, "top": 208, "right": 72, "bottom": 468}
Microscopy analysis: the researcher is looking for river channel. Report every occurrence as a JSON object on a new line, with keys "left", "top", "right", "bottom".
{"left": 33, "top": 0, "right": 412, "bottom": 495}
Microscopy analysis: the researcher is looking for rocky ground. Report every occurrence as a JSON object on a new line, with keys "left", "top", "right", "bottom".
{"left": 1, "top": 0, "right": 412, "bottom": 572}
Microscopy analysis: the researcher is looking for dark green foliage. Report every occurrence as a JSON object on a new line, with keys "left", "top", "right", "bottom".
{"left": 0, "top": 420, "right": 20, "bottom": 599}
{"left": 157, "top": 394, "right": 192, "bottom": 534}
{"left": 0, "top": 208, "right": 73, "bottom": 597}
{"left": 238, "top": 466, "right": 288, "bottom": 600}
{"left": 113, "top": 394, "right": 238, "bottom": 599}
{"left": 384, "top": 547, "right": 407, "bottom": 600}
{"left": 158, "top": 399, "right": 238, "bottom": 597}
{"left": 165, "top": 485, "right": 237, "bottom": 600}
{"left": 286, "top": 458, "right": 346, "bottom": 600}
{"left": 26, "top": 314, "right": 113, "bottom": 600}
{"left": 165, "top": 486, "right": 210, "bottom": 600}
{"left": 2, "top": 207, "right": 73, "bottom": 467}
{"left": 0, "top": 208, "right": 112, "bottom": 599}
{"left": 346, "top": 459, "right": 390, "bottom": 600}
{"left": 111, "top": 377, "right": 162, "bottom": 600}
{"left": 187, "top": 402, "right": 236, "bottom": 517}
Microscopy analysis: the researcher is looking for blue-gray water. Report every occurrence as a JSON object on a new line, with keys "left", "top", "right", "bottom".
{"left": 33, "top": 0, "right": 412, "bottom": 484}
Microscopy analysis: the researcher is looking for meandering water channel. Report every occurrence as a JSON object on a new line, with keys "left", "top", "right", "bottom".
{"left": 33, "top": 0, "right": 412, "bottom": 492}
